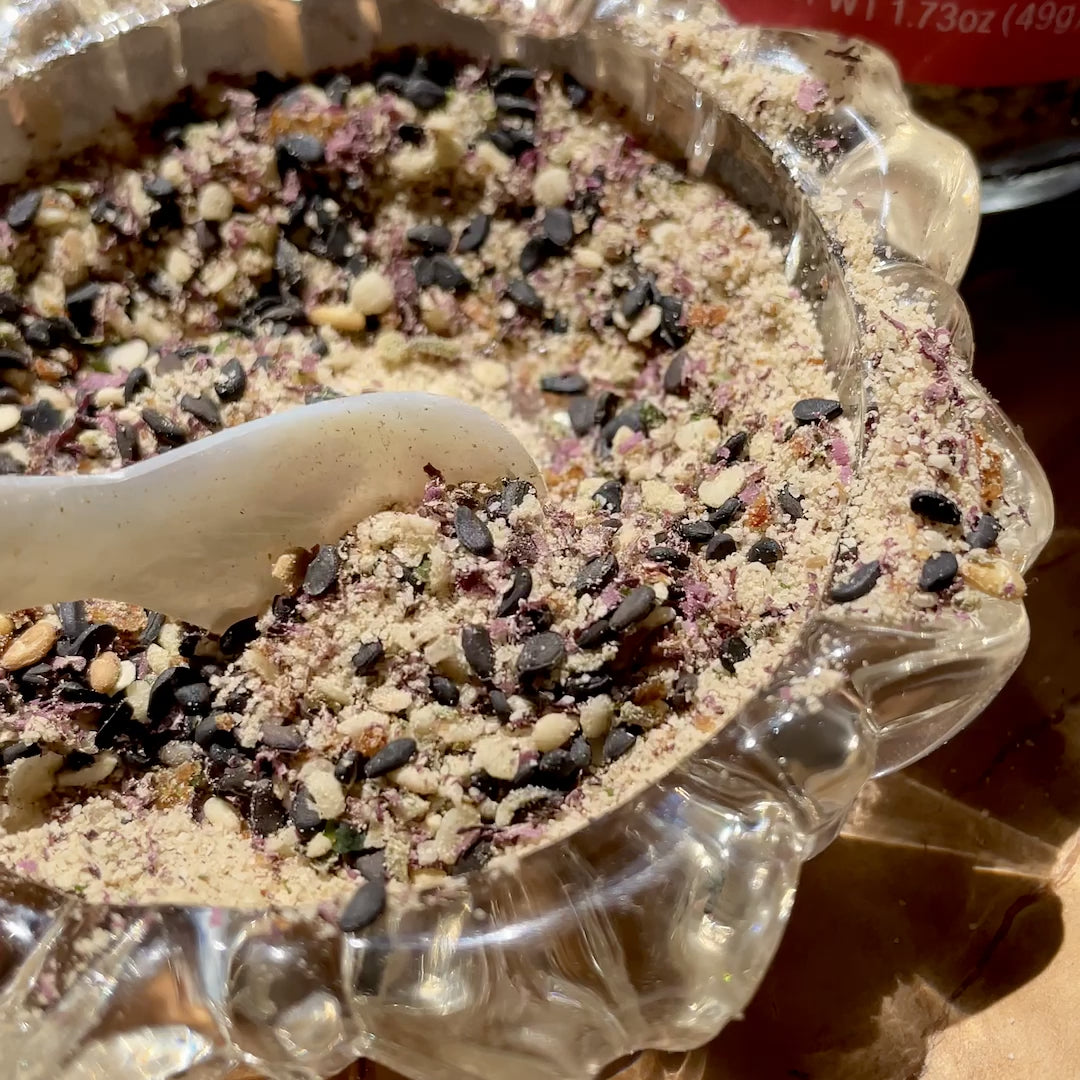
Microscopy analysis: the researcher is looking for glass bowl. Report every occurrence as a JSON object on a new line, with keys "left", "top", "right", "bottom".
{"left": 0, "top": 1, "right": 1053, "bottom": 1078}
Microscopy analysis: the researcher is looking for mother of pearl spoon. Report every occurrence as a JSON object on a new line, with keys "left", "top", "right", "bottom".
{"left": 0, "top": 392, "right": 542, "bottom": 633}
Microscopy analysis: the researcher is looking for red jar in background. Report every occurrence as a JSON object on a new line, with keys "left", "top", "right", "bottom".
{"left": 720, "top": 0, "right": 1080, "bottom": 211}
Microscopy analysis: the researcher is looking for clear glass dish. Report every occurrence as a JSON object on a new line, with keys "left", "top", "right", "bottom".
{"left": 0, "top": 1, "right": 1053, "bottom": 1078}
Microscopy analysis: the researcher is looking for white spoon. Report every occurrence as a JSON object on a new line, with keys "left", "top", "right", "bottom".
{"left": 0, "top": 392, "right": 542, "bottom": 633}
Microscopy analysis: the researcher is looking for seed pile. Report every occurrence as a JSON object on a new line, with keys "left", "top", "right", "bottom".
{"left": 0, "top": 54, "right": 1019, "bottom": 914}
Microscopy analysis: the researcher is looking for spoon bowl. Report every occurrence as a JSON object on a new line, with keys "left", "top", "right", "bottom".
{"left": 0, "top": 392, "right": 542, "bottom": 632}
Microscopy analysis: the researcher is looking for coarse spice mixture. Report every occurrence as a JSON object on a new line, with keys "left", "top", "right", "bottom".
{"left": 0, "top": 41, "right": 1025, "bottom": 923}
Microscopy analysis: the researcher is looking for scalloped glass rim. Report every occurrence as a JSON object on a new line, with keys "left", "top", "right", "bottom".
{"left": 0, "top": 1, "right": 1055, "bottom": 1079}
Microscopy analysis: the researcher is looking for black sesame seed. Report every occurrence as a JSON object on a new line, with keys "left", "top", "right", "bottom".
{"left": 520, "top": 606, "right": 555, "bottom": 635}
{"left": 24, "top": 317, "right": 76, "bottom": 351}
{"left": 2, "top": 740, "right": 41, "bottom": 767}
{"left": 351, "top": 639, "right": 384, "bottom": 675}
{"left": 6, "top": 190, "right": 42, "bottom": 231}
{"left": 562, "top": 72, "right": 589, "bottom": 108}
{"left": 620, "top": 279, "right": 654, "bottom": 321}
{"left": 747, "top": 537, "right": 783, "bottom": 566}
{"left": 290, "top": 786, "right": 325, "bottom": 834}
{"left": 19, "top": 401, "right": 62, "bottom": 434}
{"left": 56, "top": 601, "right": 87, "bottom": 640}
{"left": 214, "top": 358, "right": 247, "bottom": 403}
{"left": 65, "top": 281, "right": 101, "bottom": 337}
{"left": 510, "top": 759, "right": 539, "bottom": 789}
{"left": 340, "top": 877, "right": 386, "bottom": 932}
{"left": 175, "top": 681, "right": 212, "bottom": 716}
{"left": 670, "top": 670, "right": 698, "bottom": 709}
{"left": 662, "top": 353, "right": 688, "bottom": 396}
{"left": 0, "top": 453, "right": 24, "bottom": 475}
{"left": 462, "top": 624, "right": 496, "bottom": 679}
{"left": 405, "top": 77, "right": 447, "bottom": 111}
{"left": 910, "top": 489, "right": 962, "bottom": 526}
{"left": 0, "top": 347, "right": 26, "bottom": 370}
{"left": 457, "top": 213, "right": 491, "bottom": 254}
{"left": 89, "top": 197, "right": 119, "bottom": 226}
{"left": 715, "top": 430, "right": 749, "bottom": 466}
{"left": 600, "top": 403, "right": 648, "bottom": 445}
{"left": 148, "top": 666, "right": 203, "bottom": 724}
{"left": 365, "top": 737, "right": 418, "bottom": 778}
{"left": 261, "top": 724, "right": 304, "bottom": 752}
{"left": 647, "top": 546, "right": 691, "bottom": 571}
{"left": 191, "top": 714, "right": 235, "bottom": 750}
{"left": 704, "top": 532, "right": 737, "bottom": 561}
{"left": 19, "top": 664, "right": 51, "bottom": 692}
{"left": 494, "top": 67, "right": 536, "bottom": 95}
{"left": 677, "top": 519, "right": 715, "bottom": 544}
{"left": 180, "top": 393, "right": 222, "bottom": 430}
{"left": 496, "top": 567, "right": 533, "bottom": 618}
{"left": 406, "top": 223, "right": 453, "bottom": 253}
{"left": 720, "top": 635, "right": 751, "bottom": 674}
{"left": 210, "top": 753, "right": 250, "bottom": 784}
{"left": 503, "top": 278, "right": 544, "bottom": 319}
{"left": 274, "top": 236, "right": 303, "bottom": 289}
{"left": 414, "top": 257, "right": 436, "bottom": 289}
{"left": 656, "top": 295, "right": 688, "bottom": 350}
{"left": 376, "top": 72, "right": 408, "bottom": 96}
{"left": 519, "top": 235, "right": 550, "bottom": 275}
{"left": 569, "top": 734, "right": 592, "bottom": 770}
{"left": 57, "top": 680, "right": 108, "bottom": 705}
{"left": 965, "top": 513, "right": 1001, "bottom": 550}
{"left": 325, "top": 72, "right": 352, "bottom": 105}
{"left": 495, "top": 94, "right": 538, "bottom": 118}
{"left": 276, "top": 133, "right": 325, "bottom": 173}
{"left": 603, "top": 726, "right": 636, "bottom": 762}
{"left": 430, "top": 254, "right": 470, "bottom": 293}
{"left": 195, "top": 220, "right": 219, "bottom": 253}
{"left": 303, "top": 545, "right": 341, "bottom": 596}
{"left": 454, "top": 505, "right": 494, "bottom": 556}
{"left": 573, "top": 553, "right": 618, "bottom": 596}
{"left": 62, "top": 751, "right": 97, "bottom": 777}
{"left": 95, "top": 700, "right": 137, "bottom": 750}
{"left": 430, "top": 674, "right": 460, "bottom": 706}
{"left": 500, "top": 478, "right": 532, "bottom": 514}
{"left": 516, "top": 631, "right": 566, "bottom": 676}
{"left": 487, "top": 125, "right": 535, "bottom": 157}
{"left": 67, "top": 622, "right": 117, "bottom": 659}
{"left": 537, "top": 748, "right": 578, "bottom": 786}
{"left": 707, "top": 497, "right": 744, "bottom": 528}
{"left": 593, "top": 479, "right": 623, "bottom": 513}
{"left": 568, "top": 395, "right": 598, "bottom": 436}
{"left": 141, "top": 408, "right": 187, "bottom": 446}
{"left": 334, "top": 749, "right": 362, "bottom": 784}
{"left": 542, "top": 207, "right": 574, "bottom": 248}
{"left": 793, "top": 398, "right": 843, "bottom": 424}
{"left": 249, "top": 780, "right": 288, "bottom": 836}
{"left": 829, "top": 560, "right": 882, "bottom": 603}
{"left": 919, "top": 551, "right": 958, "bottom": 592}
{"left": 777, "top": 486, "right": 805, "bottom": 520}
{"left": 219, "top": 615, "right": 258, "bottom": 658}
{"left": 609, "top": 586, "right": 656, "bottom": 632}
{"left": 541, "top": 372, "right": 587, "bottom": 395}
{"left": 143, "top": 176, "right": 176, "bottom": 200}
{"left": 123, "top": 366, "right": 151, "bottom": 403}
{"left": 478, "top": 689, "right": 509, "bottom": 724}
{"left": 140, "top": 611, "right": 166, "bottom": 646}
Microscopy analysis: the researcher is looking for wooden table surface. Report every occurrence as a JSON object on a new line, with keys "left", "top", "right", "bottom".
{"left": 307, "top": 192, "right": 1080, "bottom": 1080}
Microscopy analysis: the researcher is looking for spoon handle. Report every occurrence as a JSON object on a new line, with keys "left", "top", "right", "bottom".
{"left": 0, "top": 472, "right": 134, "bottom": 614}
